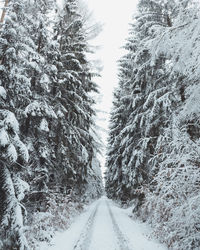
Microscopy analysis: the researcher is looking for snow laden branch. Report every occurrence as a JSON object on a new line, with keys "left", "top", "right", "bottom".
{"left": 105, "top": 0, "right": 200, "bottom": 249}
{"left": 0, "top": 0, "right": 103, "bottom": 248}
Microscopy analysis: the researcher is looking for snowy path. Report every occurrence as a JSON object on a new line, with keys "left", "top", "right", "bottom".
{"left": 45, "top": 197, "right": 166, "bottom": 250}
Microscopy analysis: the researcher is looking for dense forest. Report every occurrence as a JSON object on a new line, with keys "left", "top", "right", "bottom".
{"left": 105, "top": 0, "right": 200, "bottom": 249}
{"left": 0, "top": 0, "right": 103, "bottom": 249}
{"left": 2, "top": 0, "right": 200, "bottom": 249}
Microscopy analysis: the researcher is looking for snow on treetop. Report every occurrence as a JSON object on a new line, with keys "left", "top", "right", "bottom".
{"left": 14, "top": 177, "right": 30, "bottom": 201}
{"left": 13, "top": 134, "right": 29, "bottom": 163}
{"left": 0, "top": 128, "right": 9, "bottom": 147}
{"left": 40, "top": 74, "right": 50, "bottom": 84}
{"left": 1, "top": 110, "right": 19, "bottom": 133}
{"left": 0, "top": 86, "right": 6, "bottom": 100}
{"left": 24, "top": 101, "right": 57, "bottom": 119}
{"left": 40, "top": 118, "right": 49, "bottom": 132}
{"left": 81, "top": 145, "right": 89, "bottom": 163}
{"left": 180, "top": 84, "right": 200, "bottom": 119}
{"left": 7, "top": 144, "right": 18, "bottom": 162}
{"left": 56, "top": 108, "right": 65, "bottom": 118}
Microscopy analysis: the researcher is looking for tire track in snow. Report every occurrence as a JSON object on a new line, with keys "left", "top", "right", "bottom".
{"left": 106, "top": 201, "right": 132, "bottom": 250}
{"left": 73, "top": 202, "right": 99, "bottom": 250}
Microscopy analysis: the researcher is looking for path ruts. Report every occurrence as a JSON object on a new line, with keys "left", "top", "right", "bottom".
{"left": 73, "top": 199, "right": 132, "bottom": 250}
{"left": 106, "top": 201, "right": 132, "bottom": 250}
{"left": 73, "top": 202, "right": 99, "bottom": 250}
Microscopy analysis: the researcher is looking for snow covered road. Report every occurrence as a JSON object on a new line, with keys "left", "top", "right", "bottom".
{"left": 46, "top": 197, "right": 166, "bottom": 250}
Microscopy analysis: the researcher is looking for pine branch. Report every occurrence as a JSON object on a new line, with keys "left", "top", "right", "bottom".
{"left": 154, "top": 21, "right": 191, "bottom": 53}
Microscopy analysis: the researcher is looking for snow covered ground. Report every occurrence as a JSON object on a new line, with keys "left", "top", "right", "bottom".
{"left": 42, "top": 196, "right": 166, "bottom": 250}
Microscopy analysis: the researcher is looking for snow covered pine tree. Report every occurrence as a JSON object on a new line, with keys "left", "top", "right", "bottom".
{"left": 0, "top": 104, "right": 29, "bottom": 249}
{"left": 0, "top": 0, "right": 103, "bottom": 248}
{"left": 51, "top": 0, "right": 102, "bottom": 197}
{"left": 106, "top": 0, "right": 174, "bottom": 207}
{"left": 106, "top": 0, "right": 200, "bottom": 249}
{"left": 0, "top": 1, "right": 32, "bottom": 248}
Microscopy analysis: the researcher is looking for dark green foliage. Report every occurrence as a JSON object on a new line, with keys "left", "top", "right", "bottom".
{"left": 106, "top": 0, "right": 200, "bottom": 249}
{"left": 0, "top": 0, "right": 102, "bottom": 248}
{"left": 105, "top": 0, "right": 182, "bottom": 207}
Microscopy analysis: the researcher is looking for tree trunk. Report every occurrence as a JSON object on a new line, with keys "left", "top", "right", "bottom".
{"left": 0, "top": 0, "right": 9, "bottom": 24}
{"left": 0, "top": 0, "right": 9, "bottom": 65}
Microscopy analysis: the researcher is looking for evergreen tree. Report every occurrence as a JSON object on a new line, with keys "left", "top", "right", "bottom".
{"left": 0, "top": 0, "right": 103, "bottom": 247}
{"left": 21, "top": 0, "right": 59, "bottom": 211}
{"left": 139, "top": 1, "right": 200, "bottom": 248}
{"left": 0, "top": 1, "right": 34, "bottom": 248}
{"left": 106, "top": 0, "right": 200, "bottom": 248}
{"left": 0, "top": 108, "right": 29, "bottom": 249}
{"left": 106, "top": 0, "right": 174, "bottom": 206}
{"left": 51, "top": 0, "right": 101, "bottom": 196}
{"left": 105, "top": 64, "right": 132, "bottom": 201}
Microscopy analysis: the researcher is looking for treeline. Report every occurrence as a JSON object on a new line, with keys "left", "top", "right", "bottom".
{"left": 0, "top": 0, "right": 103, "bottom": 249}
{"left": 105, "top": 0, "right": 200, "bottom": 249}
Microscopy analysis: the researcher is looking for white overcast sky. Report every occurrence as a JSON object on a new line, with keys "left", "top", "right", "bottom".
{"left": 84, "top": 0, "right": 138, "bottom": 109}
{"left": 82, "top": 0, "right": 138, "bottom": 173}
